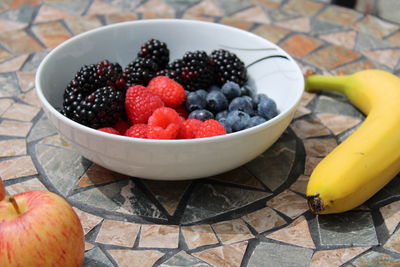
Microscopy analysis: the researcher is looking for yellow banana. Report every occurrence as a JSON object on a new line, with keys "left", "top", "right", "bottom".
{"left": 305, "top": 69, "right": 400, "bottom": 214}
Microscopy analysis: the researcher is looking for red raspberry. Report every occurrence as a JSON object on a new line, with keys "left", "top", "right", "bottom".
{"left": 125, "top": 124, "right": 148, "bottom": 139}
{"left": 112, "top": 120, "right": 130, "bottom": 135}
{"left": 147, "top": 76, "right": 186, "bottom": 108}
{"left": 97, "top": 127, "right": 120, "bottom": 135}
{"left": 195, "top": 119, "right": 227, "bottom": 138}
{"left": 178, "top": 118, "right": 202, "bottom": 139}
{"left": 148, "top": 107, "right": 182, "bottom": 139}
{"left": 125, "top": 85, "right": 164, "bottom": 124}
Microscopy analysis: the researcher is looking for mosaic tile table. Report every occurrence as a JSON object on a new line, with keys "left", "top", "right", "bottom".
{"left": 1, "top": 0, "right": 400, "bottom": 266}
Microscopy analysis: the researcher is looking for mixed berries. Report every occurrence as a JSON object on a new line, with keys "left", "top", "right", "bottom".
{"left": 60, "top": 39, "right": 278, "bottom": 140}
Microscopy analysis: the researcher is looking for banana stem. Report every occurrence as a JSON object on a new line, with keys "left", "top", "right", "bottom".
{"left": 305, "top": 75, "right": 349, "bottom": 94}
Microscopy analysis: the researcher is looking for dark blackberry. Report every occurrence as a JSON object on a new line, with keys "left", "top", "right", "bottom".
{"left": 138, "top": 39, "right": 169, "bottom": 70}
{"left": 123, "top": 57, "right": 159, "bottom": 86}
{"left": 209, "top": 49, "right": 247, "bottom": 86}
{"left": 162, "top": 51, "right": 215, "bottom": 91}
{"left": 70, "top": 86, "right": 124, "bottom": 129}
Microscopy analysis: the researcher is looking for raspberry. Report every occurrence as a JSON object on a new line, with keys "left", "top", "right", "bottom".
{"left": 195, "top": 119, "right": 227, "bottom": 138}
{"left": 125, "top": 85, "right": 164, "bottom": 124}
{"left": 178, "top": 118, "right": 202, "bottom": 139}
{"left": 147, "top": 76, "right": 186, "bottom": 108}
{"left": 148, "top": 107, "right": 182, "bottom": 139}
{"left": 125, "top": 124, "right": 148, "bottom": 139}
{"left": 97, "top": 127, "right": 120, "bottom": 135}
{"left": 112, "top": 120, "right": 130, "bottom": 135}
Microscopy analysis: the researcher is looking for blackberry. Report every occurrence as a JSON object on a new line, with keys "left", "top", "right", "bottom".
{"left": 209, "top": 49, "right": 247, "bottom": 86}
{"left": 70, "top": 86, "right": 125, "bottom": 129}
{"left": 162, "top": 51, "right": 215, "bottom": 91}
{"left": 123, "top": 57, "right": 159, "bottom": 86}
{"left": 138, "top": 39, "right": 169, "bottom": 70}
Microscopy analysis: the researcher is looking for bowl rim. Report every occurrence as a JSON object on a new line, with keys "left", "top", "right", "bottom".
{"left": 35, "top": 18, "right": 304, "bottom": 145}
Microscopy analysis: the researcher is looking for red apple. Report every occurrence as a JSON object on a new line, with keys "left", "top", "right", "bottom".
{"left": 0, "top": 179, "right": 5, "bottom": 201}
{"left": 0, "top": 190, "right": 85, "bottom": 266}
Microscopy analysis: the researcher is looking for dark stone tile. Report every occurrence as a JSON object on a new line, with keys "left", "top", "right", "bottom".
{"left": 352, "top": 251, "right": 400, "bottom": 267}
{"left": 310, "top": 18, "right": 346, "bottom": 34}
{"left": 355, "top": 32, "right": 397, "bottom": 51}
{"left": 247, "top": 242, "right": 313, "bottom": 267}
{"left": 0, "top": 72, "right": 20, "bottom": 97}
{"left": 21, "top": 50, "right": 50, "bottom": 72}
{"left": 103, "top": 0, "right": 142, "bottom": 12}
{"left": 213, "top": 0, "right": 252, "bottom": 15}
{"left": 160, "top": 251, "right": 211, "bottom": 267}
{"left": 314, "top": 95, "right": 365, "bottom": 119}
{"left": 0, "top": 7, "right": 36, "bottom": 24}
{"left": 367, "top": 175, "right": 400, "bottom": 207}
{"left": 317, "top": 212, "right": 379, "bottom": 247}
{"left": 84, "top": 247, "right": 114, "bottom": 267}
{"left": 27, "top": 113, "right": 58, "bottom": 142}
{"left": 181, "top": 184, "right": 271, "bottom": 224}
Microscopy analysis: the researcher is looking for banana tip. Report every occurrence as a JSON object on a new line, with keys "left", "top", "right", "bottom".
{"left": 307, "top": 194, "right": 324, "bottom": 214}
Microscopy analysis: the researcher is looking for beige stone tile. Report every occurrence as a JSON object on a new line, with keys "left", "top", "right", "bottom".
{"left": 16, "top": 72, "right": 35, "bottom": 92}
{"left": 40, "top": 135, "right": 72, "bottom": 149}
{"left": 363, "top": 49, "right": 400, "bottom": 69}
{"left": 34, "top": 5, "right": 72, "bottom": 23}
{"left": 0, "top": 54, "right": 29, "bottom": 73}
{"left": 319, "top": 31, "right": 357, "bottom": 50}
{"left": 266, "top": 216, "right": 315, "bottom": 249}
{"left": 0, "top": 30, "right": 43, "bottom": 54}
{"left": 275, "top": 17, "right": 311, "bottom": 33}
{"left": 77, "top": 164, "right": 128, "bottom": 188}
{"left": 32, "top": 22, "right": 71, "bottom": 49}
{"left": 193, "top": 241, "right": 248, "bottom": 267}
{"left": 310, "top": 247, "right": 370, "bottom": 267}
{"left": 5, "top": 177, "right": 47, "bottom": 195}
{"left": 185, "top": 0, "right": 224, "bottom": 16}
{"left": 305, "top": 156, "right": 322, "bottom": 176}
{"left": 380, "top": 200, "right": 400, "bottom": 234}
{"left": 291, "top": 118, "right": 331, "bottom": 139}
{"left": 212, "top": 219, "right": 254, "bottom": 245}
{"left": 229, "top": 6, "right": 270, "bottom": 24}
{"left": 182, "top": 224, "right": 219, "bottom": 250}
{"left": 3, "top": 0, "right": 40, "bottom": 9}
{"left": 3, "top": 102, "right": 41, "bottom": 121}
{"left": 220, "top": 18, "right": 254, "bottom": 31}
{"left": 73, "top": 208, "right": 103, "bottom": 235}
{"left": 0, "top": 139, "right": 26, "bottom": 157}
{"left": 182, "top": 13, "right": 216, "bottom": 22}
{"left": 86, "top": 0, "right": 123, "bottom": 15}
{"left": 65, "top": 15, "right": 103, "bottom": 35}
{"left": 383, "top": 229, "right": 400, "bottom": 253}
{"left": 316, "top": 113, "right": 361, "bottom": 135}
{"left": 85, "top": 242, "right": 94, "bottom": 251}
{"left": 139, "top": 224, "right": 179, "bottom": 248}
{"left": 267, "top": 190, "right": 308, "bottom": 219}
{"left": 303, "top": 138, "right": 337, "bottom": 157}
{"left": 135, "top": 0, "right": 175, "bottom": 16}
{"left": 96, "top": 219, "right": 140, "bottom": 247}
{"left": 290, "top": 175, "right": 310, "bottom": 195}
{"left": 20, "top": 89, "right": 42, "bottom": 107}
{"left": 107, "top": 249, "right": 164, "bottom": 267}
{"left": 300, "top": 91, "right": 316, "bottom": 106}
{"left": 252, "top": 24, "right": 291, "bottom": 44}
{"left": 0, "top": 48, "right": 13, "bottom": 63}
{"left": 294, "top": 106, "right": 311, "bottom": 119}
{"left": 0, "top": 120, "right": 32, "bottom": 137}
{"left": 104, "top": 13, "right": 139, "bottom": 25}
{"left": 0, "top": 99, "right": 14, "bottom": 116}
{"left": 0, "top": 156, "right": 37, "bottom": 181}
{"left": 242, "top": 206, "right": 286, "bottom": 233}
{"left": 0, "top": 18, "right": 27, "bottom": 34}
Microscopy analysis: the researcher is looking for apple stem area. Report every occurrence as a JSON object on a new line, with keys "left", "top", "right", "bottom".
{"left": 8, "top": 196, "right": 21, "bottom": 215}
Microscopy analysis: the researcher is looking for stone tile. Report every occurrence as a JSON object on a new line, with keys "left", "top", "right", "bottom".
{"left": 363, "top": 49, "right": 400, "bottom": 69}
{"left": 0, "top": 156, "right": 37, "bottom": 181}
{"left": 181, "top": 183, "right": 271, "bottom": 224}
{"left": 96, "top": 219, "right": 140, "bottom": 247}
{"left": 310, "top": 247, "right": 370, "bottom": 267}
{"left": 290, "top": 175, "right": 310, "bottom": 195}
{"left": 315, "top": 95, "right": 364, "bottom": 118}
{"left": 242, "top": 206, "right": 286, "bottom": 233}
{"left": 352, "top": 251, "right": 400, "bottom": 267}
{"left": 333, "top": 59, "right": 379, "bottom": 75}
{"left": 141, "top": 12, "right": 175, "bottom": 19}
{"left": 303, "top": 138, "right": 337, "bottom": 157}
{"left": 252, "top": 24, "right": 290, "bottom": 44}
{"left": 367, "top": 175, "right": 400, "bottom": 206}
{"left": 0, "top": 6, "right": 36, "bottom": 24}
{"left": 294, "top": 106, "right": 312, "bottom": 119}
{"left": 266, "top": 216, "right": 315, "bottom": 249}
{"left": 107, "top": 249, "right": 164, "bottom": 267}
{"left": 245, "top": 132, "right": 296, "bottom": 191}
{"left": 3, "top": 102, "right": 40, "bottom": 121}
{"left": 0, "top": 54, "right": 29, "bottom": 73}
{"left": 291, "top": 117, "right": 331, "bottom": 139}
{"left": 386, "top": 31, "right": 400, "bottom": 47}
{"left": 84, "top": 242, "right": 94, "bottom": 251}
{"left": 27, "top": 114, "right": 57, "bottom": 142}
{"left": 65, "top": 15, "right": 103, "bottom": 35}
{"left": 248, "top": 242, "right": 314, "bottom": 267}
{"left": 77, "top": 164, "right": 129, "bottom": 188}
{"left": 0, "top": 18, "right": 27, "bottom": 33}
{"left": 211, "top": 167, "right": 264, "bottom": 190}
{"left": 266, "top": 8, "right": 299, "bottom": 22}
{"left": 310, "top": 18, "right": 346, "bottom": 35}
{"left": 316, "top": 113, "right": 361, "bottom": 135}
{"left": 84, "top": 247, "right": 114, "bottom": 267}
{"left": 181, "top": 13, "right": 216, "bottom": 22}
{"left": 267, "top": 190, "right": 308, "bottom": 219}
{"left": 275, "top": 17, "right": 311, "bottom": 33}
{"left": 185, "top": 0, "right": 224, "bottom": 17}
{"left": 193, "top": 241, "right": 248, "bottom": 267}
{"left": 212, "top": 219, "right": 254, "bottom": 245}
{"left": 43, "top": 0, "right": 91, "bottom": 16}
{"left": 73, "top": 208, "right": 103, "bottom": 235}
{"left": 104, "top": 12, "right": 138, "bottom": 25}
{"left": 182, "top": 224, "right": 219, "bottom": 250}
{"left": 0, "top": 99, "right": 14, "bottom": 116}
{"left": 219, "top": 18, "right": 254, "bottom": 31}
{"left": 40, "top": 134, "right": 72, "bottom": 149}
{"left": 160, "top": 251, "right": 211, "bottom": 267}
{"left": 20, "top": 89, "right": 42, "bottom": 107}
{"left": 305, "top": 156, "right": 322, "bottom": 176}
{"left": 248, "top": 0, "right": 283, "bottom": 9}
{"left": 383, "top": 228, "right": 400, "bottom": 253}
{"left": 32, "top": 21, "right": 72, "bottom": 49}
{"left": 135, "top": 0, "right": 176, "bottom": 17}
{"left": 317, "top": 212, "right": 378, "bottom": 246}
{"left": 21, "top": 50, "right": 49, "bottom": 72}
{"left": 213, "top": 0, "right": 252, "bottom": 16}
{"left": 16, "top": 72, "right": 35, "bottom": 92}
{"left": 319, "top": 31, "right": 357, "bottom": 50}
{"left": 0, "top": 139, "right": 26, "bottom": 157}
{"left": 280, "top": 34, "right": 323, "bottom": 58}
{"left": 139, "top": 224, "right": 179, "bottom": 248}
{"left": 36, "top": 144, "right": 91, "bottom": 196}
{"left": 305, "top": 45, "right": 361, "bottom": 70}
{"left": 34, "top": 5, "right": 72, "bottom": 23}
{"left": 379, "top": 200, "right": 400, "bottom": 234}
{"left": 0, "top": 120, "right": 32, "bottom": 137}
{"left": 143, "top": 180, "right": 190, "bottom": 216}
{"left": 229, "top": 6, "right": 270, "bottom": 24}
{"left": 86, "top": 0, "right": 123, "bottom": 15}
{"left": 0, "top": 48, "right": 13, "bottom": 63}
{"left": 318, "top": 5, "right": 363, "bottom": 26}
{"left": 282, "top": 0, "right": 324, "bottom": 16}
{"left": 353, "top": 15, "right": 399, "bottom": 39}
{"left": 5, "top": 177, "right": 46, "bottom": 194}
{"left": 300, "top": 91, "right": 316, "bottom": 107}
{"left": 3, "top": 0, "right": 40, "bottom": 9}
{"left": 0, "top": 30, "right": 43, "bottom": 54}
{"left": 355, "top": 32, "right": 396, "bottom": 51}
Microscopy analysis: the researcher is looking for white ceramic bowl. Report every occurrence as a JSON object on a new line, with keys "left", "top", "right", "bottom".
{"left": 36, "top": 19, "right": 304, "bottom": 180}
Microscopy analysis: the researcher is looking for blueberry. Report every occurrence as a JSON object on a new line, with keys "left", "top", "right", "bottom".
{"left": 208, "top": 85, "right": 220, "bottom": 92}
{"left": 226, "top": 110, "right": 251, "bottom": 132}
{"left": 218, "top": 118, "right": 233, "bottom": 133}
{"left": 221, "top": 81, "right": 241, "bottom": 100}
{"left": 185, "top": 91, "right": 207, "bottom": 112}
{"left": 257, "top": 97, "right": 278, "bottom": 119}
{"left": 215, "top": 110, "right": 228, "bottom": 121}
{"left": 188, "top": 109, "right": 214, "bottom": 121}
{"left": 253, "top": 93, "right": 269, "bottom": 106}
{"left": 240, "top": 85, "right": 254, "bottom": 97}
{"left": 196, "top": 89, "right": 208, "bottom": 100}
{"left": 229, "top": 96, "right": 254, "bottom": 115}
{"left": 249, "top": 116, "right": 267, "bottom": 128}
{"left": 206, "top": 90, "right": 228, "bottom": 113}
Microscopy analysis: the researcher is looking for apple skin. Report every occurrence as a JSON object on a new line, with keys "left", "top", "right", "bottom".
{"left": 0, "top": 190, "right": 85, "bottom": 266}
{"left": 0, "top": 179, "right": 5, "bottom": 201}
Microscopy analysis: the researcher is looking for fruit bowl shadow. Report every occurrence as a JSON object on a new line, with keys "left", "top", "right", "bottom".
{"left": 35, "top": 19, "right": 304, "bottom": 180}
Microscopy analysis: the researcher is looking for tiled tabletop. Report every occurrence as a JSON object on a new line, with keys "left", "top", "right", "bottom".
{"left": 1, "top": 0, "right": 400, "bottom": 266}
